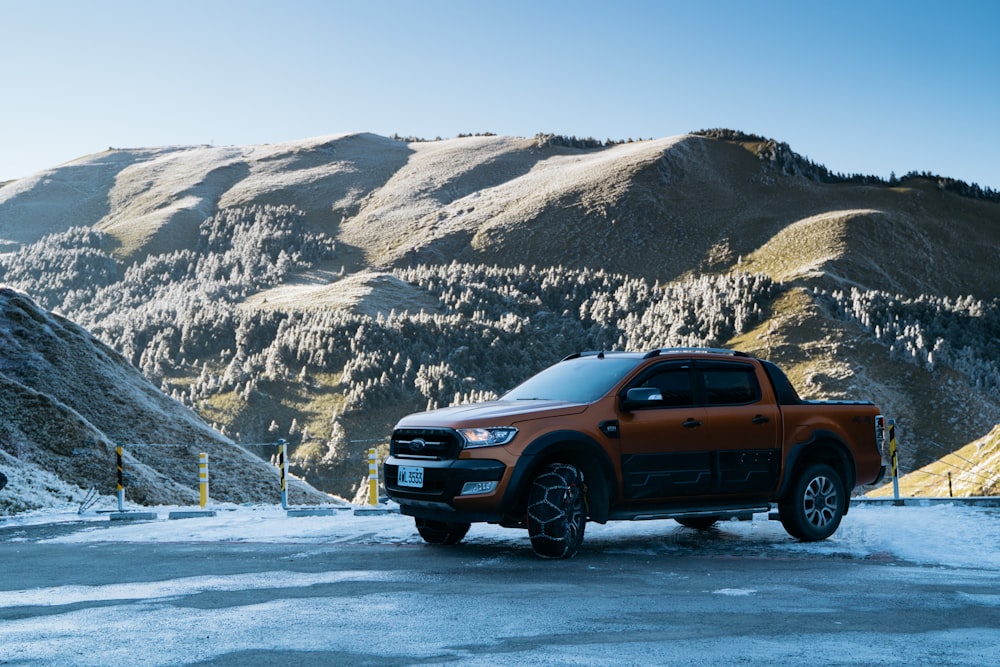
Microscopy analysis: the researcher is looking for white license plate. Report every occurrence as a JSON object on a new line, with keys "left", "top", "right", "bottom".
{"left": 398, "top": 466, "right": 424, "bottom": 488}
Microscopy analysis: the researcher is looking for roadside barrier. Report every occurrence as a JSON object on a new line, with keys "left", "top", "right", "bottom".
{"left": 104, "top": 439, "right": 387, "bottom": 514}
{"left": 109, "top": 443, "right": 157, "bottom": 521}
{"left": 199, "top": 452, "right": 209, "bottom": 508}
{"left": 277, "top": 439, "right": 289, "bottom": 510}
{"left": 96, "top": 431, "right": 997, "bottom": 516}
{"left": 864, "top": 418, "right": 999, "bottom": 505}
{"left": 853, "top": 496, "right": 1000, "bottom": 507}
{"left": 115, "top": 444, "right": 125, "bottom": 512}
{"left": 887, "top": 418, "right": 901, "bottom": 505}
{"left": 367, "top": 448, "right": 379, "bottom": 506}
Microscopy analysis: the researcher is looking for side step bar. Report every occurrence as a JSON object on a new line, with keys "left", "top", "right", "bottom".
{"left": 608, "top": 504, "right": 771, "bottom": 522}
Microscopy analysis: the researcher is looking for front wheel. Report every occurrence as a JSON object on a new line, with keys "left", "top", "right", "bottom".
{"left": 526, "top": 463, "right": 587, "bottom": 559}
{"left": 779, "top": 463, "right": 846, "bottom": 541}
{"left": 415, "top": 518, "right": 470, "bottom": 545}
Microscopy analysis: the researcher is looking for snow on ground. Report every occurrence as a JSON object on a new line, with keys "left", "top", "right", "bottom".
{"left": 3, "top": 502, "right": 999, "bottom": 666}
{"left": 3, "top": 502, "right": 998, "bottom": 572}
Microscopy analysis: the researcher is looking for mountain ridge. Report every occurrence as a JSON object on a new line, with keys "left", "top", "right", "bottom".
{"left": 5, "top": 131, "right": 998, "bottom": 297}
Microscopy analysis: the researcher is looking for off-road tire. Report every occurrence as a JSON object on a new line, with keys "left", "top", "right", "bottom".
{"left": 779, "top": 463, "right": 846, "bottom": 541}
{"left": 526, "top": 463, "right": 587, "bottom": 559}
{"left": 415, "top": 518, "right": 470, "bottom": 545}
{"left": 676, "top": 516, "right": 719, "bottom": 530}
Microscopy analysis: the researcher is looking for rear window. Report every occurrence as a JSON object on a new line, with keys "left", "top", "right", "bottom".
{"left": 702, "top": 366, "right": 761, "bottom": 405}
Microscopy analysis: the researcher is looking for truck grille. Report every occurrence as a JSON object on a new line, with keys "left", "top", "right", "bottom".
{"left": 391, "top": 428, "right": 462, "bottom": 460}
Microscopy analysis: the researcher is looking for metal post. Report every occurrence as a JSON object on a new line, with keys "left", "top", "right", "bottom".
{"left": 948, "top": 472, "right": 953, "bottom": 498}
{"left": 199, "top": 452, "right": 209, "bottom": 508}
{"left": 278, "top": 439, "right": 288, "bottom": 510}
{"left": 116, "top": 444, "right": 125, "bottom": 512}
{"left": 368, "top": 448, "right": 379, "bottom": 506}
{"left": 888, "top": 419, "right": 901, "bottom": 505}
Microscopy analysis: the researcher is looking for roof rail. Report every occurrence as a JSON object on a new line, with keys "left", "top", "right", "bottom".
{"left": 561, "top": 350, "right": 613, "bottom": 361}
{"left": 642, "top": 347, "right": 750, "bottom": 359}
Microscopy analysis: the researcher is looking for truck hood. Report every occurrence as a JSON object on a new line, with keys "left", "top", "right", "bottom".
{"left": 395, "top": 400, "right": 588, "bottom": 428}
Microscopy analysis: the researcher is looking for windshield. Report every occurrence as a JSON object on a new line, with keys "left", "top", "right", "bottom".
{"left": 502, "top": 356, "right": 641, "bottom": 403}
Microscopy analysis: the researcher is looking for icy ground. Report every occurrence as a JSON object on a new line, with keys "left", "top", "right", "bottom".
{"left": 1, "top": 502, "right": 995, "bottom": 571}
{"left": 2, "top": 503, "right": 999, "bottom": 666}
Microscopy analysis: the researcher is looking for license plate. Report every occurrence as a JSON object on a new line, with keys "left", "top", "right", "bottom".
{"left": 398, "top": 466, "right": 424, "bottom": 488}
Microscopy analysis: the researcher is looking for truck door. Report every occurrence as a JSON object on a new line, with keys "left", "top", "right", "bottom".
{"left": 616, "top": 361, "right": 712, "bottom": 499}
{"left": 696, "top": 360, "right": 781, "bottom": 495}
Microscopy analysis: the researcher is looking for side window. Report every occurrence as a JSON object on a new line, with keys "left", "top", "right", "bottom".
{"left": 701, "top": 366, "right": 761, "bottom": 405}
{"left": 638, "top": 367, "right": 695, "bottom": 407}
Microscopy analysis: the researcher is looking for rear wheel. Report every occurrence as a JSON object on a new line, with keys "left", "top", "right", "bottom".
{"left": 415, "top": 518, "right": 470, "bottom": 545}
{"left": 676, "top": 516, "right": 719, "bottom": 530}
{"left": 779, "top": 463, "right": 845, "bottom": 541}
{"left": 526, "top": 463, "right": 587, "bottom": 559}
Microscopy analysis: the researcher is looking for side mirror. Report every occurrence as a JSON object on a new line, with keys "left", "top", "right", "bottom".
{"left": 621, "top": 387, "right": 662, "bottom": 411}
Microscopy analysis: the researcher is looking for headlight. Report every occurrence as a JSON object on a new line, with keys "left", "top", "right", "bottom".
{"left": 458, "top": 426, "right": 518, "bottom": 448}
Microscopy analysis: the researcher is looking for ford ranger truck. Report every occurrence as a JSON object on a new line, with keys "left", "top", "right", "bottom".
{"left": 385, "top": 348, "right": 886, "bottom": 558}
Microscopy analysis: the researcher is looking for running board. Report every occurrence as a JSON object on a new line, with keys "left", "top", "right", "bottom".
{"left": 608, "top": 504, "right": 771, "bottom": 522}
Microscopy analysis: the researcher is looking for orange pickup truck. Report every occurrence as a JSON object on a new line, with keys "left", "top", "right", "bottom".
{"left": 385, "top": 348, "right": 886, "bottom": 558}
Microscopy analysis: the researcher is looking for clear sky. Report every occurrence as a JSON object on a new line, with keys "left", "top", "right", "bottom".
{"left": 2, "top": 0, "right": 998, "bottom": 189}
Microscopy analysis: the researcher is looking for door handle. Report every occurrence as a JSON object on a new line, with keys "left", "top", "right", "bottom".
{"left": 682, "top": 419, "right": 703, "bottom": 429}
{"left": 751, "top": 415, "right": 770, "bottom": 424}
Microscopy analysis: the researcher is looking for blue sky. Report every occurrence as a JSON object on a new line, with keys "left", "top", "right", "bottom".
{"left": 2, "top": 0, "right": 998, "bottom": 189}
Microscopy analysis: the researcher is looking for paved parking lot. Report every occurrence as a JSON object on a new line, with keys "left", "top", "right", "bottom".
{"left": 1, "top": 506, "right": 998, "bottom": 666}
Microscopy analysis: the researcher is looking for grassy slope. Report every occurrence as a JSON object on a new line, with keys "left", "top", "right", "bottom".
{"left": 867, "top": 424, "right": 1000, "bottom": 497}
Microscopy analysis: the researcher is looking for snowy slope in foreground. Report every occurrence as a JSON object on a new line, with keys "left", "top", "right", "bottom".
{"left": 8, "top": 503, "right": 999, "bottom": 572}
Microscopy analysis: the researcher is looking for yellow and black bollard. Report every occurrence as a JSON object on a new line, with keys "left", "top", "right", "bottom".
{"left": 368, "top": 448, "right": 379, "bottom": 506}
{"left": 888, "top": 419, "right": 901, "bottom": 505}
{"left": 116, "top": 444, "right": 125, "bottom": 512}
{"left": 277, "top": 439, "right": 288, "bottom": 510}
{"left": 199, "top": 452, "right": 209, "bottom": 508}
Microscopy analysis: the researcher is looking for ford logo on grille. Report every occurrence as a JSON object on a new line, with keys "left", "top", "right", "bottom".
{"left": 410, "top": 438, "right": 427, "bottom": 452}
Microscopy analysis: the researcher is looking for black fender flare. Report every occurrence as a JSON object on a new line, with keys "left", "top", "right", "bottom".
{"left": 779, "top": 429, "right": 858, "bottom": 500}
{"left": 502, "top": 430, "right": 616, "bottom": 523}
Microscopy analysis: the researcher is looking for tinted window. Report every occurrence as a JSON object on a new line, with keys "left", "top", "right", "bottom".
{"left": 638, "top": 367, "right": 695, "bottom": 407}
{"left": 702, "top": 366, "right": 760, "bottom": 405}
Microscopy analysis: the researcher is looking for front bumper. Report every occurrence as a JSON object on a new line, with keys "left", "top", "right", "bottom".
{"left": 384, "top": 455, "right": 507, "bottom": 521}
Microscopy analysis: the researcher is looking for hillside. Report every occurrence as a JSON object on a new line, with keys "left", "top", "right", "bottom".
{"left": 0, "top": 288, "right": 333, "bottom": 514}
{"left": 1, "top": 130, "right": 998, "bottom": 500}
{"left": 867, "top": 424, "right": 1000, "bottom": 498}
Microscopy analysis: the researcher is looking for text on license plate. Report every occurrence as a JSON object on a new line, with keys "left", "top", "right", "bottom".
{"left": 398, "top": 466, "right": 424, "bottom": 488}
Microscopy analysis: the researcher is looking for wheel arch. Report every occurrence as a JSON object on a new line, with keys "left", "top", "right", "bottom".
{"left": 779, "top": 430, "right": 857, "bottom": 503}
{"left": 504, "top": 430, "right": 616, "bottom": 524}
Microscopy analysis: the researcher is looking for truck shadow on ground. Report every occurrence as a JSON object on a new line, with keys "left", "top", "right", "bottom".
{"left": 409, "top": 520, "right": 887, "bottom": 564}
